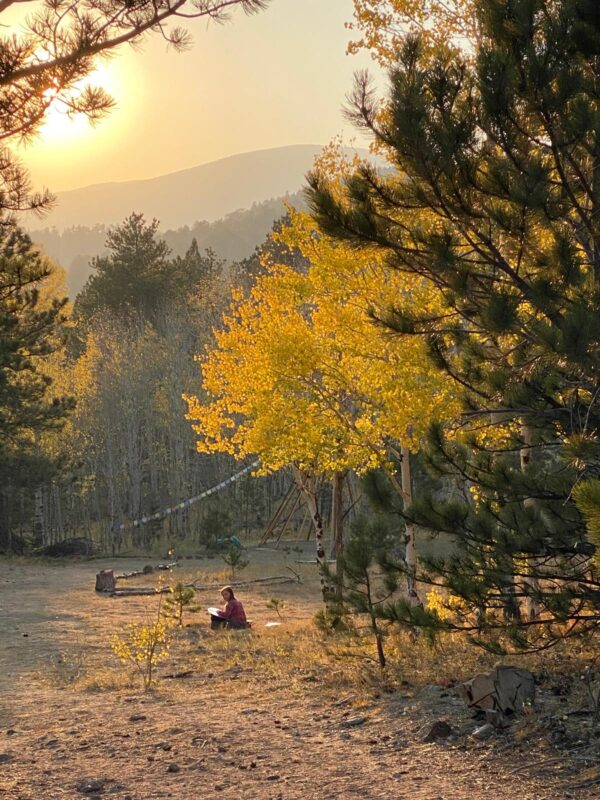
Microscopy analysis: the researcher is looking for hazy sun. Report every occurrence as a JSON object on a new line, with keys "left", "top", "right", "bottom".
{"left": 40, "top": 62, "right": 119, "bottom": 143}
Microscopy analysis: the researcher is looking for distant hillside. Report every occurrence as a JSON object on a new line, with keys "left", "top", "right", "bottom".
{"left": 31, "top": 192, "right": 306, "bottom": 295}
{"left": 37, "top": 144, "right": 335, "bottom": 230}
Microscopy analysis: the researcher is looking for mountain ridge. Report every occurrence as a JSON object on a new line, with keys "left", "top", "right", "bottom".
{"left": 37, "top": 144, "right": 352, "bottom": 230}
{"left": 55, "top": 144, "right": 324, "bottom": 194}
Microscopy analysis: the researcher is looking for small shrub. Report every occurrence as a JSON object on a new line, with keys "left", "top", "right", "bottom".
{"left": 47, "top": 650, "right": 87, "bottom": 687}
{"left": 163, "top": 582, "right": 201, "bottom": 627}
{"left": 332, "top": 514, "right": 404, "bottom": 669}
{"left": 222, "top": 545, "right": 249, "bottom": 579}
{"left": 110, "top": 600, "right": 171, "bottom": 690}
{"left": 266, "top": 597, "right": 286, "bottom": 619}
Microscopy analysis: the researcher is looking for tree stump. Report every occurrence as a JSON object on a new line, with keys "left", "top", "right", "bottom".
{"left": 95, "top": 570, "right": 116, "bottom": 592}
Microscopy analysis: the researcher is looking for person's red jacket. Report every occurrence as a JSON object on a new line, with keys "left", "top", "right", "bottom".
{"left": 224, "top": 598, "right": 247, "bottom": 625}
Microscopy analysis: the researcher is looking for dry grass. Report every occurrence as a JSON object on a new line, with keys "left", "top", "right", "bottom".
{"left": 1, "top": 550, "right": 599, "bottom": 800}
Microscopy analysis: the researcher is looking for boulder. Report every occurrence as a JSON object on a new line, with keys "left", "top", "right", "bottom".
{"left": 457, "top": 665, "right": 535, "bottom": 726}
{"left": 472, "top": 723, "right": 495, "bottom": 740}
{"left": 421, "top": 720, "right": 453, "bottom": 742}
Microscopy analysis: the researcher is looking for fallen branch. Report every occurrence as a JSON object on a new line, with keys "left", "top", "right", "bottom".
{"left": 565, "top": 776, "right": 600, "bottom": 791}
{"left": 511, "top": 752, "right": 599, "bottom": 776}
{"left": 191, "top": 574, "right": 301, "bottom": 590}
{"left": 285, "top": 565, "right": 301, "bottom": 582}
{"left": 106, "top": 573, "right": 301, "bottom": 598}
{"left": 109, "top": 587, "right": 172, "bottom": 597}
{"left": 161, "top": 670, "right": 194, "bottom": 680}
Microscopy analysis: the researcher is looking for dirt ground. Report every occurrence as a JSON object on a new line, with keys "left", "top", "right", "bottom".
{"left": 0, "top": 547, "right": 598, "bottom": 800}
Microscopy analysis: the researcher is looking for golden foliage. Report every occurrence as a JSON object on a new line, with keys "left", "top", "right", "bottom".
{"left": 110, "top": 614, "right": 171, "bottom": 690}
{"left": 186, "top": 209, "right": 459, "bottom": 476}
{"left": 347, "top": 0, "right": 476, "bottom": 65}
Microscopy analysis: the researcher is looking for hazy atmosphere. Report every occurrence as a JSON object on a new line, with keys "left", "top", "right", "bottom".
{"left": 3, "top": 3, "right": 600, "bottom": 799}
{"left": 19, "top": 0, "right": 376, "bottom": 193}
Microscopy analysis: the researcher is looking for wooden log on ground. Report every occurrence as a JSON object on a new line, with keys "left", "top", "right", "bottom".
{"left": 190, "top": 574, "right": 301, "bottom": 590}
{"left": 104, "top": 573, "right": 302, "bottom": 599}
{"left": 109, "top": 586, "right": 172, "bottom": 597}
{"left": 115, "top": 569, "right": 146, "bottom": 580}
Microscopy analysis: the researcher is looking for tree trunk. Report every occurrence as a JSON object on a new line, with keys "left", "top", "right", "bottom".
{"left": 489, "top": 410, "right": 520, "bottom": 623}
{"left": 366, "top": 571, "right": 386, "bottom": 669}
{"left": 520, "top": 421, "right": 540, "bottom": 621}
{"left": 292, "top": 466, "right": 333, "bottom": 606}
{"left": 330, "top": 470, "right": 347, "bottom": 603}
{"left": 330, "top": 470, "right": 346, "bottom": 560}
{"left": 33, "top": 485, "right": 45, "bottom": 547}
{"left": 400, "top": 447, "right": 419, "bottom": 604}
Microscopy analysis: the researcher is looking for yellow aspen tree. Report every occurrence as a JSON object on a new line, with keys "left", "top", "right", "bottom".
{"left": 186, "top": 210, "right": 459, "bottom": 603}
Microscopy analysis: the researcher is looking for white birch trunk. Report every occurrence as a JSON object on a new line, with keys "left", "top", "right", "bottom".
{"left": 292, "top": 466, "right": 333, "bottom": 606}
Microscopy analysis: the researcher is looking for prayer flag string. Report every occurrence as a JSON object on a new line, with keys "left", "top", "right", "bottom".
{"left": 118, "top": 460, "right": 260, "bottom": 531}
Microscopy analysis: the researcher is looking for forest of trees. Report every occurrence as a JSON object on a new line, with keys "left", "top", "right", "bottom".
{"left": 30, "top": 191, "right": 305, "bottom": 295}
{"left": 3, "top": 0, "right": 600, "bottom": 658}
{"left": 1, "top": 210, "right": 304, "bottom": 554}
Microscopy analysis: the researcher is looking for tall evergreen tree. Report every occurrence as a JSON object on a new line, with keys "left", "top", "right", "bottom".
{"left": 232, "top": 213, "right": 309, "bottom": 292}
{"left": 171, "top": 239, "right": 223, "bottom": 295}
{"left": 75, "top": 214, "right": 173, "bottom": 319}
{"left": 308, "top": 0, "right": 600, "bottom": 650}
{"left": 0, "top": 226, "right": 72, "bottom": 549}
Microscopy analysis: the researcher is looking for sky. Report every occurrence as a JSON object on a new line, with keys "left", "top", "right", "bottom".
{"left": 15, "top": 0, "right": 381, "bottom": 194}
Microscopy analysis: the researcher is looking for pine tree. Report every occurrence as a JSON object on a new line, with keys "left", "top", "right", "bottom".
{"left": 232, "top": 213, "right": 309, "bottom": 293}
{"left": 75, "top": 214, "right": 172, "bottom": 320}
{"left": 308, "top": 0, "right": 600, "bottom": 650}
{"left": 331, "top": 512, "right": 404, "bottom": 669}
{"left": 171, "top": 240, "right": 223, "bottom": 295}
{"left": 162, "top": 582, "right": 201, "bottom": 627}
{"left": 0, "top": 225, "right": 73, "bottom": 549}
{"left": 222, "top": 545, "right": 249, "bottom": 579}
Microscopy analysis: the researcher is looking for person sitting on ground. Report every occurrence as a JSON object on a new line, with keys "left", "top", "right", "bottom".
{"left": 210, "top": 586, "right": 249, "bottom": 630}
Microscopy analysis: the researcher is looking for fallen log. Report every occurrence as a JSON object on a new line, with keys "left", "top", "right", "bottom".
{"left": 115, "top": 561, "right": 178, "bottom": 580}
{"left": 109, "top": 586, "right": 171, "bottom": 597}
{"left": 161, "top": 670, "right": 194, "bottom": 680}
{"left": 190, "top": 574, "right": 301, "bottom": 590}
{"left": 115, "top": 570, "right": 147, "bottom": 580}
{"left": 104, "top": 573, "right": 301, "bottom": 598}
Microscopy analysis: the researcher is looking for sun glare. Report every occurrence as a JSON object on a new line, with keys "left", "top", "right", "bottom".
{"left": 39, "top": 61, "right": 119, "bottom": 143}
